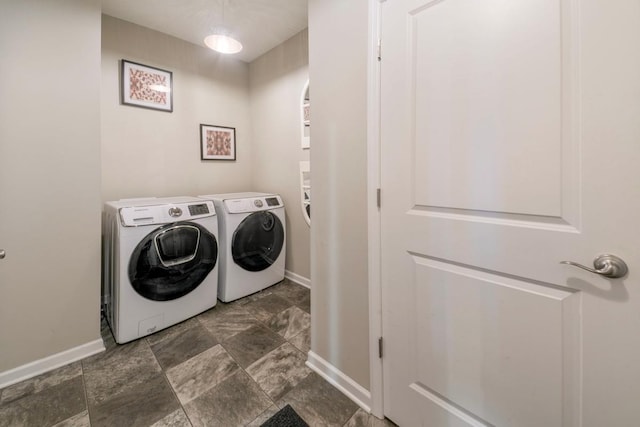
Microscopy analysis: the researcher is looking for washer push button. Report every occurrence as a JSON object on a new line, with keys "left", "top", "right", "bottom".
{"left": 168, "top": 207, "right": 183, "bottom": 217}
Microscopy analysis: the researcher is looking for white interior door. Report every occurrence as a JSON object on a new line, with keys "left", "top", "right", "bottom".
{"left": 379, "top": 0, "right": 640, "bottom": 426}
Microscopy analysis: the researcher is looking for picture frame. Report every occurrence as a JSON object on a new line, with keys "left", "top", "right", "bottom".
{"left": 200, "top": 124, "right": 236, "bottom": 161}
{"left": 121, "top": 59, "right": 173, "bottom": 112}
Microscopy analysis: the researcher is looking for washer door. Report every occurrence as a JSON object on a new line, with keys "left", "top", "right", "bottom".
{"left": 128, "top": 222, "right": 218, "bottom": 301}
{"left": 232, "top": 211, "right": 284, "bottom": 272}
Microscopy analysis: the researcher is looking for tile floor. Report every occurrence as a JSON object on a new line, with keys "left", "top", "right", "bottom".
{"left": 0, "top": 279, "right": 395, "bottom": 427}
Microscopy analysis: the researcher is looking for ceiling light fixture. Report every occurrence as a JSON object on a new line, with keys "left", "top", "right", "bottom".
{"left": 204, "top": 0, "right": 242, "bottom": 54}
{"left": 204, "top": 34, "right": 242, "bottom": 54}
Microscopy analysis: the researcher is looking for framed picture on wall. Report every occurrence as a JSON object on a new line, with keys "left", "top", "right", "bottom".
{"left": 200, "top": 124, "right": 236, "bottom": 161}
{"left": 121, "top": 59, "right": 173, "bottom": 112}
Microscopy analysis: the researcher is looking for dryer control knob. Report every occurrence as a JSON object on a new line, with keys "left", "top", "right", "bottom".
{"left": 168, "top": 207, "right": 183, "bottom": 217}
{"left": 254, "top": 200, "right": 264, "bottom": 208}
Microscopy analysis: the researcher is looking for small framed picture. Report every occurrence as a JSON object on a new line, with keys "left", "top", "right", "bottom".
{"left": 121, "top": 59, "right": 173, "bottom": 112}
{"left": 200, "top": 124, "right": 236, "bottom": 161}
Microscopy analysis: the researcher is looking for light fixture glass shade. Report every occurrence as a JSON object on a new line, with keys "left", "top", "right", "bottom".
{"left": 204, "top": 34, "right": 243, "bottom": 54}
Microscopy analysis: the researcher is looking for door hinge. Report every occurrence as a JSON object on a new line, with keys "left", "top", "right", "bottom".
{"left": 377, "top": 39, "right": 382, "bottom": 61}
{"left": 378, "top": 337, "right": 383, "bottom": 358}
{"left": 376, "top": 188, "right": 381, "bottom": 208}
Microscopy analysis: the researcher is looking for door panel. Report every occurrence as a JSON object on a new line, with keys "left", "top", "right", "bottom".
{"left": 411, "top": 256, "right": 580, "bottom": 426}
{"left": 380, "top": 0, "right": 640, "bottom": 425}
{"left": 411, "top": 0, "right": 565, "bottom": 217}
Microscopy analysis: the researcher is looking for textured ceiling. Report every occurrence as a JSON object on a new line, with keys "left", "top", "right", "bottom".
{"left": 101, "top": 0, "right": 308, "bottom": 63}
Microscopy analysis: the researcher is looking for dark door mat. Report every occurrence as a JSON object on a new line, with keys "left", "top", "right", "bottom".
{"left": 260, "top": 404, "right": 309, "bottom": 427}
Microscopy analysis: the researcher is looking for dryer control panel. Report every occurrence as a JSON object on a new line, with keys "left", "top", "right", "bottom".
{"left": 224, "top": 195, "right": 283, "bottom": 214}
{"left": 119, "top": 200, "right": 216, "bottom": 227}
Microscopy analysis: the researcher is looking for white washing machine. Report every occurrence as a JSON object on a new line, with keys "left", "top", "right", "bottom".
{"left": 198, "top": 192, "right": 286, "bottom": 302}
{"left": 103, "top": 196, "right": 219, "bottom": 344}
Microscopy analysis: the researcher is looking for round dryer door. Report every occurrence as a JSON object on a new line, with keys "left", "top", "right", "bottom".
{"left": 232, "top": 211, "right": 284, "bottom": 272}
{"left": 128, "top": 222, "right": 218, "bottom": 301}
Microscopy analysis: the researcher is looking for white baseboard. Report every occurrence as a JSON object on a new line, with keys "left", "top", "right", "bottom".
{"left": 0, "top": 339, "right": 105, "bottom": 389}
{"left": 306, "top": 350, "right": 372, "bottom": 413}
{"left": 285, "top": 269, "right": 311, "bottom": 289}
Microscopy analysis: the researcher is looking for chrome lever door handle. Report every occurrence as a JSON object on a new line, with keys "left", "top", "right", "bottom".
{"left": 560, "top": 254, "right": 628, "bottom": 279}
{"left": 0, "top": 249, "right": 5, "bottom": 259}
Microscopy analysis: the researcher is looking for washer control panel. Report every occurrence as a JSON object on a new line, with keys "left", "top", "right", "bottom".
{"left": 119, "top": 200, "right": 216, "bottom": 226}
{"left": 225, "top": 195, "right": 283, "bottom": 214}
{"left": 265, "top": 197, "right": 279, "bottom": 207}
{"left": 188, "top": 203, "right": 210, "bottom": 216}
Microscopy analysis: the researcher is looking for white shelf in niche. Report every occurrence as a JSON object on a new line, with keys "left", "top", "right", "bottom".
{"left": 300, "top": 161, "right": 310, "bottom": 226}
{"left": 301, "top": 80, "right": 310, "bottom": 149}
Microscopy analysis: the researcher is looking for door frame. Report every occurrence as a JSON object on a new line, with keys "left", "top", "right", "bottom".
{"left": 366, "top": 0, "right": 384, "bottom": 419}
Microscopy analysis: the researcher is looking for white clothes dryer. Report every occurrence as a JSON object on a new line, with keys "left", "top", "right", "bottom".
{"left": 198, "top": 192, "right": 286, "bottom": 302}
{"left": 103, "top": 196, "right": 219, "bottom": 344}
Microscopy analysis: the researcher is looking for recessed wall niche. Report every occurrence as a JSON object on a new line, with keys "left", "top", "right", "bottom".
{"left": 300, "top": 160, "right": 310, "bottom": 226}
{"left": 301, "top": 80, "right": 310, "bottom": 149}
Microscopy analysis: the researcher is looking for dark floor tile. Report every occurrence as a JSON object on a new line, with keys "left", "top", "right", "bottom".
{"left": 344, "top": 408, "right": 371, "bottom": 427}
{"left": 227, "top": 278, "right": 289, "bottom": 306}
{"left": 344, "top": 408, "right": 395, "bottom": 427}
{"left": 222, "top": 324, "right": 285, "bottom": 368}
{"left": 288, "top": 327, "right": 311, "bottom": 354}
{"left": 243, "top": 293, "right": 294, "bottom": 323}
{"left": 149, "top": 320, "right": 218, "bottom": 370}
{"left": 297, "top": 294, "right": 311, "bottom": 314}
{"left": 270, "top": 281, "right": 310, "bottom": 308}
{"left": 258, "top": 280, "right": 288, "bottom": 297}
{"left": 246, "top": 405, "right": 280, "bottom": 426}
{"left": 89, "top": 374, "right": 180, "bottom": 427}
{"left": 0, "top": 278, "right": 331, "bottom": 427}
{"left": 266, "top": 306, "right": 311, "bottom": 340}
{"left": 165, "top": 344, "right": 239, "bottom": 404}
{"left": 82, "top": 339, "right": 161, "bottom": 407}
{"left": 183, "top": 370, "right": 272, "bottom": 427}
{"left": 344, "top": 408, "right": 399, "bottom": 427}
{"left": 372, "top": 415, "right": 398, "bottom": 427}
{"left": 149, "top": 408, "right": 192, "bottom": 426}
{"left": 228, "top": 285, "right": 279, "bottom": 307}
{"left": 277, "top": 372, "right": 358, "bottom": 427}
{"left": 246, "top": 343, "right": 311, "bottom": 401}
{"left": 0, "top": 361, "right": 82, "bottom": 405}
{"left": 145, "top": 317, "right": 199, "bottom": 346}
{"left": 53, "top": 409, "right": 90, "bottom": 427}
{"left": 0, "top": 376, "right": 86, "bottom": 427}
{"left": 197, "top": 304, "right": 258, "bottom": 342}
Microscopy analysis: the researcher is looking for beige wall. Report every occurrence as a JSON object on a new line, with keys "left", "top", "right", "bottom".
{"left": 308, "top": 0, "right": 371, "bottom": 388}
{"left": 249, "top": 30, "right": 310, "bottom": 280}
{"left": 0, "top": 0, "right": 102, "bottom": 371}
{"left": 101, "top": 16, "right": 252, "bottom": 202}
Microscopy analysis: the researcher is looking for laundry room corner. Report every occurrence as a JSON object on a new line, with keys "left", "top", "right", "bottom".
{"left": 248, "top": 29, "right": 311, "bottom": 286}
